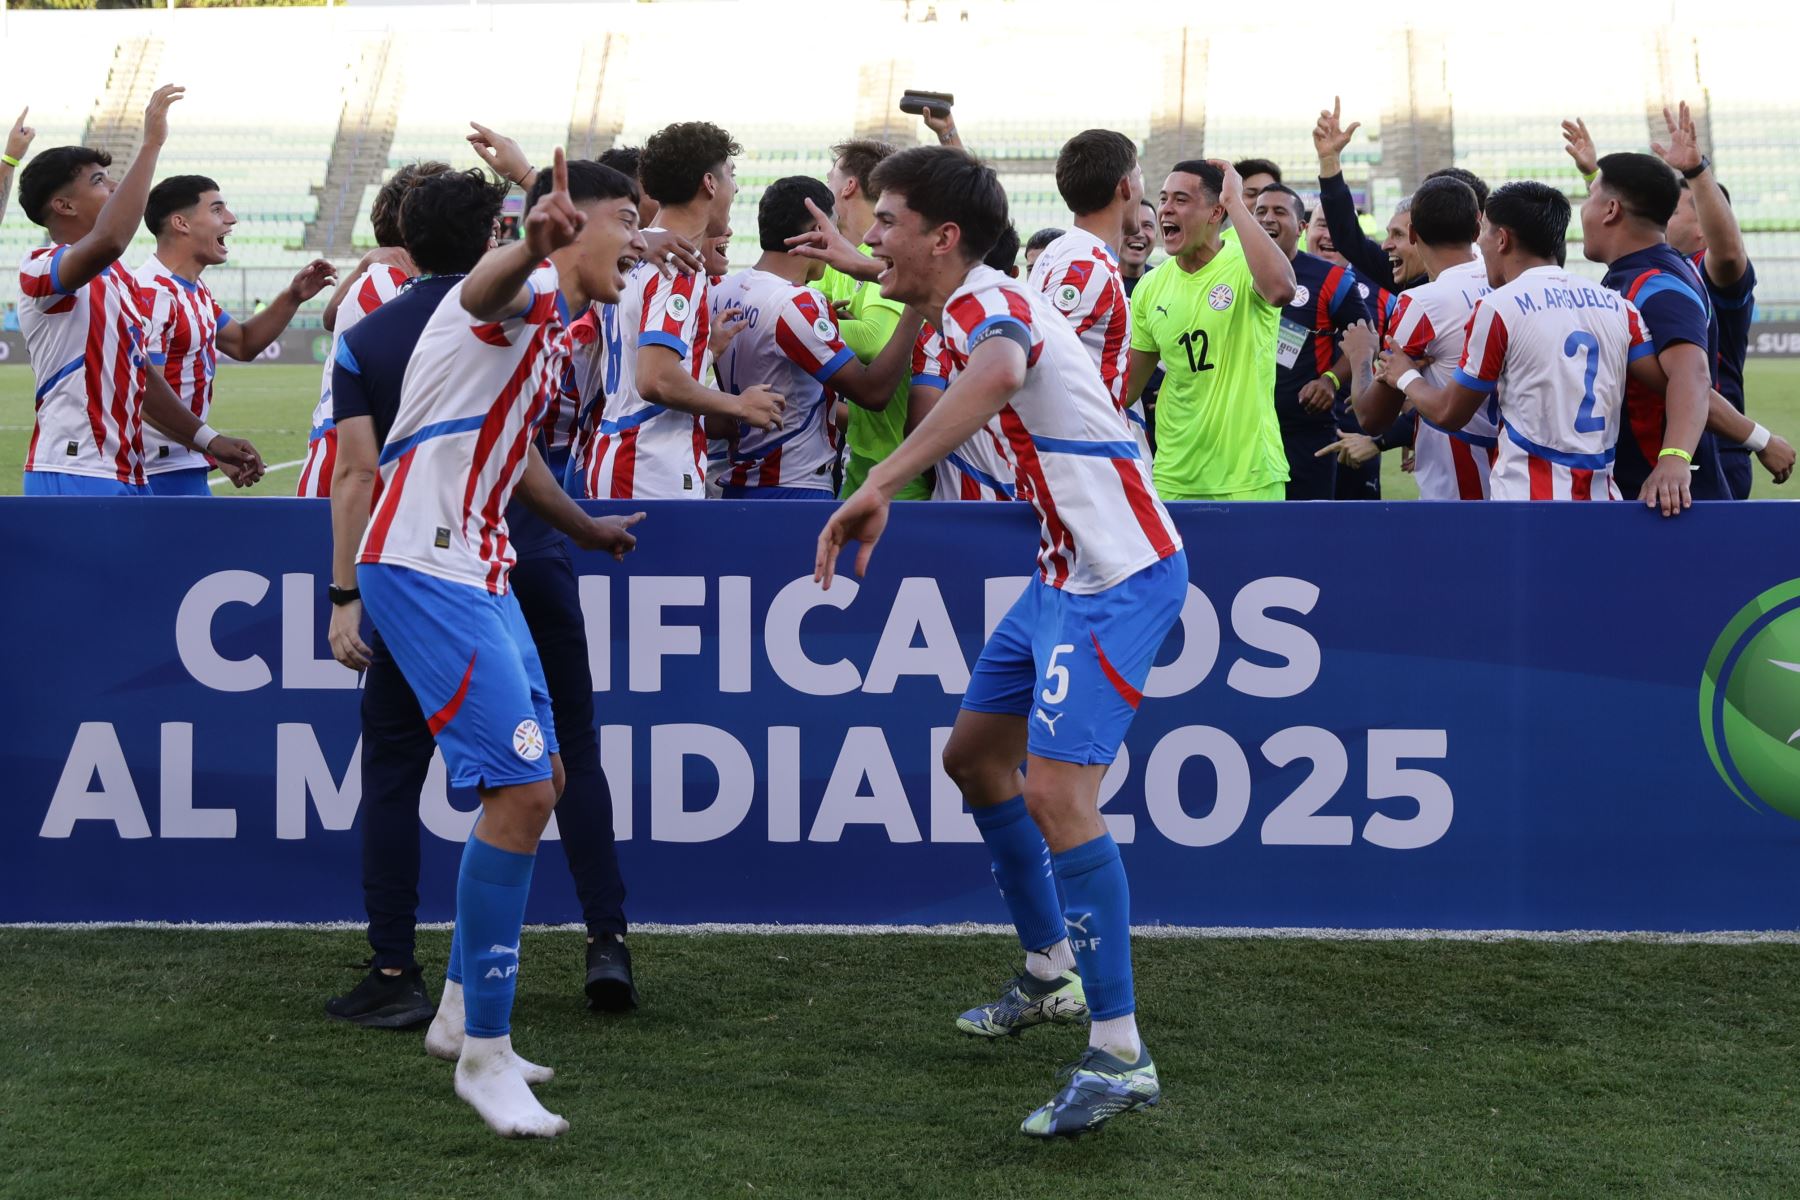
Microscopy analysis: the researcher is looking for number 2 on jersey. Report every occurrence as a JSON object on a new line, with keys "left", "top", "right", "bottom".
{"left": 1563, "top": 331, "right": 1604, "bottom": 433}
{"left": 1177, "top": 328, "right": 1215, "bottom": 374}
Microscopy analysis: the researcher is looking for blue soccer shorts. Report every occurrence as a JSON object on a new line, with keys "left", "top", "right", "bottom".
{"left": 357, "top": 562, "right": 559, "bottom": 789}
{"left": 962, "top": 550, "right": 1188, "bottom": 765}
{"left": 22, "top": 471, "right": 148, "bottom": 496}
{"left": 145, "top": 467, "right": 213, "bottom": 496}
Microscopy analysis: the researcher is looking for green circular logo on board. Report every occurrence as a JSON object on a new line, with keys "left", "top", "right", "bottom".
{"left": 311, "top": 335, "right": 331, "bottom": 364}
{"left": 1700, "top": 579, "right": 1800, "bottom": 818}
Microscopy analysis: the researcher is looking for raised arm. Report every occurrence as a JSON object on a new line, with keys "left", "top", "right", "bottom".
{"left": 1652, "top": 102, "right": 1747, "bottom": 287}
{"left": 0, "top": 107, "right": 36, "bottom": 225}
{"left": 217, "top": 259, "right": 336, "bottom": 360}
{"left": 463, "top": 147, "right": 578, "bottom": 322}
{"left": 1212, "top": 159, "right": 1295, "bottom": 306}
{"left": 824, "top": 307, "right": 925, "bottom": 410}
{"left": 1312, "top": 97, "right": 1394, "bottom": 290}
{"left": 56, "top": 85, "right": 182, "bottom": 292}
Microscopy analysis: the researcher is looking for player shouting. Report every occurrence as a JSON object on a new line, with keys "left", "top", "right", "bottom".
{"left": 816, "top": 146, "right": 1184, "bottom": 1138}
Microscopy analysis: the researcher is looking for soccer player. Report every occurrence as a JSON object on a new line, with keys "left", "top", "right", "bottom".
{"left": 1028, "top": 129, "right": 1149, "bottom": 454}
{"left": 1565, "top": 107, "right": 1763, "bottom": 499}
{"left": 709, "top": 176, "right": 920, "bottom": 497}
{"left": 348, "top": 151, "right": 644, "bottom": 1138}
{"left": 1234, "top": 157, "right": 1282, "bottom": 213}
{"left": 1022, "top": 227, "right": 1063, "bottom": 274}
{"left": 1251, "top": 182, "right": 1370, "bottom": 499}
{"left": 297, "top": 162, "right": 448, "bottom": 497}
{"left": 0, "top": 107, "right": 36, "bottom": 224}
{"left": 325, "top": 167, "right": 644, "bottom": 1036}
{"left": 1353, "top": 176, "right": 1497, "bottom": 500}
{"left": 136, "top": 175, "right": 334, "bottom": 494}
{"left": 579, "top": 121, "right": 781, "bottom": 499}
{"left": 818, "top": 146, "right": 1185, "bottom": 1138}
{"left": 15, "top": 85, "right": 262, "bottom": 495}
{"left": 1125, "top": 159, "right": 1297, "bottom": 501}
{"left": 1119, "top": 198, "right": 1162, "bottom": 446}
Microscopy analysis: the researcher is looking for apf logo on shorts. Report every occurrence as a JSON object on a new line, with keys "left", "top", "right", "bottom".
{"left": 512, "top": 719, "right": 545, "bottom": 762}
{"left": 1700, "top": 578, "right": 1800, "bottom": 819}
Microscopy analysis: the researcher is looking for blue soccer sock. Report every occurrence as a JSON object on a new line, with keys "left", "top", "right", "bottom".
{"left": 447, "top": 925, "right": 462, "bottom": 986}
{"left": 972, "top": 797, "right": 1066, "bottom": 957}
{"left": 1052, "top": 833, "right": 1135, "bottom": 1023}
{"left": 455, "top": 831, "right": 537, "bottom": 1040}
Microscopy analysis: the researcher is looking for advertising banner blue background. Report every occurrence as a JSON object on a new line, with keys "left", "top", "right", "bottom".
{"left": 4, "top": 497, "right": 1796, "bottom": 930}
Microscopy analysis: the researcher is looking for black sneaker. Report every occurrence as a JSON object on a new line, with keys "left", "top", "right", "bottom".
{"left": 584, "top": 936, "right": 639, "bottom": 1012}
{"left": 325, "top": 966, "right": 435, "bottom": 1029}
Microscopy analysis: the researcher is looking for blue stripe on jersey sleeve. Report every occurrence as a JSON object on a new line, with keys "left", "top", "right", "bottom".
{"left": 1451, "top": 366, "right": 1499, "bottom": 394}
{"left": 216, "top": 311, "right": 232, "bottom": 329}
{"left": 968, "top": 315, "right": 1030, "bottom": 350}
{"left": 509, "top": 284, "right": 538, "bottom": 323}
{"left": 810, "top": 345, "right": 855, "bottom": 384}
{"left": 1327, "top": 268, "right": 1357, "bottom": 316}
{"left": 639, "top": 330, "right": 691, "bottom": 359}
{"left": 1627, "top": 339, "right": 1657, "bottom": 361}
{"left": 334, "top": 336, "right": 363, "bottom": 376}
{"left": 910, "top": 374, "right": 946, "bottom": 392}
{"left": 49, "top": 244, "right": 72, "bottom": 296}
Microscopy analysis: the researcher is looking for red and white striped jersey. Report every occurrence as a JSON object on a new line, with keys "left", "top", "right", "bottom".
{"left": 709, "top": 269, "right": 852, "bottom": 493}
{"left": 1455, "top": 264, "right": 1654, "bottom": 502}
{"left": 542, "top": 304, "right": 597, "bottom": 456}
{"left": 941, "top": 266, "right": 1180, "bottom": 592}
{"left": 357, "top": 265, "right": 567, "bottom": 594}
{"left": 1390, "top": 259, "right": 1494, "bottom": 500}
{"left": 582, "top": 239, "right": 712, "bottom": 499}
{"left": 914, "top": 325, "right": 1015, "bottom": 502}
{"left": 298, "top": 263, "right": 410, "bottom": 497}
{"left": 1026, "top": 227, "right": 1148, "bottom": 456}
{"left": 135, "top": 254, "right": 232, "bottom": 476}
{"left": 19, "top": 245, "right": 150, "bottom": 483}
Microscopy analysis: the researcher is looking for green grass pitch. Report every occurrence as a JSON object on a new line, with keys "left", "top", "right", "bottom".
{"left": 2, "top": 928, "right": 1798, "bottom": 1198}
{"left": 2, "top": 360, "right": 1797, "bottom": 499}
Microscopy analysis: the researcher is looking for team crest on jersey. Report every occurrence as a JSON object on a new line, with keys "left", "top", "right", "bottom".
{"left": 1291, "top": 284, "right": 1311, "bottom": 308}
{"left": 813, "top": 316, "right": 836, "bottom": 341}
{"left": 512, "top": 720, "right": 545, "bottom": 762}
{"left": 1054, "top": 283, "right": 1081, "bottom": 312}
{"left": 668, "top": 292, "right": 692, "bottom": 321}
{"left": 1208, "top": 284, "right": 1235, "bottom": 311}
{"left": 1357, "top": 283, "right": 1371, "bottom": 300}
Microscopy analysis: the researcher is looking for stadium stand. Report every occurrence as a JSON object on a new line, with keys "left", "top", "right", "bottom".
{"left": 0, "top": 5, "right": 1794, "bottom": 318}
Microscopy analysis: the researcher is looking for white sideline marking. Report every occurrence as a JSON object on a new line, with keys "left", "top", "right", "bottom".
{"left": 209, "top": 457, "right": 307, "bottom": 488}
{"left": 4, "top": 920, "right": 1800, "bottom": 945}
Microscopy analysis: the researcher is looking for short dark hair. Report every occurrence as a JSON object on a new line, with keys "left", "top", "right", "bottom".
{"left": 639, "top": 121, "right": 741, "bottom": 207}
{"left": 868, "top": 146, "right": 1009, "bottom": 263}
{"left": 1679, "top": 176, "right": 1731, "bottom": 206}
{"left": 1254, "top": 182, "right": 1306, "bottom": 218}
{"left": 759, "top": 175, "right": 833, "bottom": 252}
{"left": 1234, "top": 157, "right": 1283, "bottom": 183}
{"left": 145, "top": 174, "right": 220, "bottom": 237}
{"left": 1484, "top": 180, "right": 1570, "bottom": 262}
{"left": 18, "top": 146, "right": 110, "bottom": 227}
{"left": 831, "top": 138, "right": 897, "bottom": 199}
{"left": 597, "top": 146, "right": 641, "bottom": 179}
{"left": 1595, "top": 152, "right": 1681, "bottom": 227}
{"left": 1421, "top": 166, "right": 1490, "bottom": 212}
{"left": 1025, "top": 227, "right": 1064, "bottom": 254}
{"left": 1408, "top": 175, "right": 1481, "bottom": 247}
{"left": 524, "top": 158, "right": 640, "bottom": 212}
{"left": 400, "top": 168, "right": 508, "bottom": 276}
{"left": 1054, "top": 129, "right": 1138, "bottom": 216}
{"left": 1169, "top": 159, "right": 1225, "bottom": 202}
{"left": 985, "top": 223, "right": 1021, "bottom": 273}
{"left": 371, "top": 162, "right": 452, "bottom": 249}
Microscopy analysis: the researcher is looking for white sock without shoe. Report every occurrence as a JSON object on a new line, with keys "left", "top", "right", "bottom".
{"left": 454, "top": 1034, "right": 569, "bottom": 1139}
{"left": 425, "top": 980, "right": 554, "bottom": 1086}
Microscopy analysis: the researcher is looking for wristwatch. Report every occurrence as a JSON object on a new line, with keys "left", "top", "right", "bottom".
{"left": 1682, "top": 156, "right": 1710, "bottom": 181}
{"left": 327, "top": 584, "right": 360, "bottom": 607}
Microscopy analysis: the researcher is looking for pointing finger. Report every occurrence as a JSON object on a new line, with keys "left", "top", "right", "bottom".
{"left": 551, "top": 146, "right": 568, "bottom": 197}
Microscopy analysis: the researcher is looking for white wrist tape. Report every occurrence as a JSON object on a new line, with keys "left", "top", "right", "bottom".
{"left": 1396, "top": 369, "right": 1422, "bottom": 394}
{"left": 1744, "top": 422, "right": 1772, "bottom": 453}
{"left": 193, "top": 422, "right": 220, "bottom": 452}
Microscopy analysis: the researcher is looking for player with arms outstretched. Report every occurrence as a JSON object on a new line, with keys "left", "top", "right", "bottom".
{"left": 816, "top": 146, "right": 1184, "bottom": 1138}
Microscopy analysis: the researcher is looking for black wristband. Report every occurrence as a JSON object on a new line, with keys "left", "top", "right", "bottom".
{"left": 327, "top": 584, "right": 360, "bottom": 607}
{"left": 1681, "top": 156, "right": 1710, "bottom": 181}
